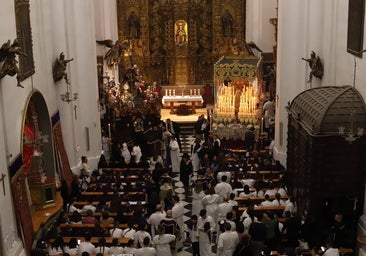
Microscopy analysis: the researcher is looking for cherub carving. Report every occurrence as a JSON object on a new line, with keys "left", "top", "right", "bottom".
{"left": 53, "top": 52, "right": 73, "bottom": 83}
{"left": 302, "top": 51, "right": 324, "bottom": 83}
{"left": 0, "top": 38, "right": 26, "bottom": 88}
{"left": 96, "top": 39, "right": 131, "bottom": 67}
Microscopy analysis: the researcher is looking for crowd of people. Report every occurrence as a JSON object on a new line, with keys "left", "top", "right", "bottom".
{"left": 35, "top": 113, "right": 354, "bottom": 256}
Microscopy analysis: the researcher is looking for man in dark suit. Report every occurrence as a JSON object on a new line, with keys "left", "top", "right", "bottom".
{"left": 166, "top": 118, "right": 182, "bottom": 151}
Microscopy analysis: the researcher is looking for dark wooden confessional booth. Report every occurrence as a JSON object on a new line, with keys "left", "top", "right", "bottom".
{"left": 287, "top": 86, "right": 366, "bottom": 240}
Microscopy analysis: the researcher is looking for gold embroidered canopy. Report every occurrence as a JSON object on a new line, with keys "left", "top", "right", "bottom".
{"left": 214, "top": 55, "right": 262, "bottom": 81}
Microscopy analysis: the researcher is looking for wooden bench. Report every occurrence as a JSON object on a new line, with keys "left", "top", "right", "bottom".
{"left": 73, "top": 200, "right": 146, "bottom": 208}
{"left": 238, "top": 205, "right": 286, "bottom": 215}
{"left": 49, "top": 236, "right": 130, "bottom": 246}
{"left": 234, "top": 195, "right": 288, "bottom": 206}
{"left": 59, "top": 223, "right": 138, "bottom": 229}
{"left": 80, "top": 191, "right": 146, "bottom": 201}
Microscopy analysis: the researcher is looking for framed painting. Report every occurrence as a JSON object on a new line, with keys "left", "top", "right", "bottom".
{"left": 347, "top": 0, "right": 365, "bottom": 57}
{"left": 15, "top": 0, "right": 35, "bottom": 80}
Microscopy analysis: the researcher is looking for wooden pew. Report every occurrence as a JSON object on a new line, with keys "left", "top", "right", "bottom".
{"left": 80, "top": 191, "right": 146, "bottom": 201}
{"left": 59, "top": 223, "right": 137, "bottom": 229}
{"left": 234, "top": 195, "right": 288, "bottom": 206}
{"left": 73, "top": 200, "right": 146, "bottom": 208}
{"left": 49, "top": 236, "right": 130, "bottom": 246}
{"left": 238, "top": 205, "right": 286, "bottom": 215}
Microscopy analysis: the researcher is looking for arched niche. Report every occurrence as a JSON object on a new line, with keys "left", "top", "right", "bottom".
{"left": 22, "top": 90, "right": 56, "bottom": 208}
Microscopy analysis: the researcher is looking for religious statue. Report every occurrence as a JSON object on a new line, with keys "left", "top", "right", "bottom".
{"left": 302, "top": 51, "right": 324, "bottom": 83}
{"left": 175, "top": 20, "right": 187, "bottom": 46}
{"left": 222, "top": 9, "right": 234, "bottom": 37}
{"left": 0, "top": 38, "right": 26, "bottom": 88}
{"left": 53, "top": 52, "right": 73, "bottom": 83}
{"left": 96, "top": 39, "right": 131, "bottom": 67}
{"left": 127, "top": 11, "right": 140, "bottom": 39}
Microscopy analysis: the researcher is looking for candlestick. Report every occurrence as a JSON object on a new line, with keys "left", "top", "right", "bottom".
{"left": 108, "top": 123, "right": 111, "bottom": 140}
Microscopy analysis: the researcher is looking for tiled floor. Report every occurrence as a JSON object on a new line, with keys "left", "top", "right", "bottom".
{"left": 163, "top": 106, "right": 217, "bottom": 255}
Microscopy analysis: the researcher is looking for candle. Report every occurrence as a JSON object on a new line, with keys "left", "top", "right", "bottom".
{"left": 108, "top": 123, "right": 111, "bottom": 139}
{"left": 165, "top": 89, "right": 168, "bottom": 96}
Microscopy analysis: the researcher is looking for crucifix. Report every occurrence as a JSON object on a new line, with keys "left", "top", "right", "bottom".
{"left": 0, "top": 173, "right": 6, "bottom": 195}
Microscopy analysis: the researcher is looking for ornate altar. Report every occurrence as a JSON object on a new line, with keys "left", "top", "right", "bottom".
{"left": 116, "top": 0, "right": 247, "bottom": 86}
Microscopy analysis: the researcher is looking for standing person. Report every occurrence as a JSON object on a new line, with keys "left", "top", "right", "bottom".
{"left": 180, "top": 153, "right": 193, "bottom": 194}
{"left": 133, "top": 222, "right": 152, "bottom": 249}
{"left": 101, "top": 133, "right": 110, "bottom": 161}
{"left": 217, "top": 223, "right": 239, "bottom": 256}
{"left": 60, "top": 179, "right": 71, "bottom": 212}
{"left": 166, "top": 118, "right": 182, "bottom": 151}
{"left": 172, "top": 195, "right": 185, "bottom": 232}
{"left": 263, "top": 98, "right": 275, "bottom": 133}
{"left": 147, "top": 204, "right": 166, "bottom": 237}
{"left": 214, "top": 175, "right": 233, "bottom": 202}
{"left": 194, "top": 115, "right": 205, "bottom": 138}
{"left": 186, "top": 215, "right": 199, "bottom": 256}
{"left": 169, "top": 135, "right": 180, "bottom": 173}
{"left": 191, "top": 181, "right": 205, "bottom": 217}
{"left": 191, "top": 137, "right": 202, "bottom": 172}
{"left": 197, "top": 209, "right": 215, "bottom": 256}
{"left": 120, "top": 142, "right": 131, "bottom": 165}
{"left": 131, "top": 142, "right": 142, "bottom": 164}
{"left": 135, "top": 237, "right": 156, "bottom": 256}
{"left": 152, "top": 225, "right": 176, "bottom": 256}
{"left": 248, "top": 213, "right": 267, "bottom": 256}
{"left": 202, "top": 186, "right": 220, "bottom": 226}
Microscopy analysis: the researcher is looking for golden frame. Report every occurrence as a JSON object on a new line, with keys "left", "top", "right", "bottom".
{"left": 15, "top": 0, "right": 35, "bottom": 80}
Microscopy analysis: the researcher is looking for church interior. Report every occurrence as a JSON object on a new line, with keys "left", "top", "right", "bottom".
{"left": 1, "top": 0, "right": 366, "bottom": 255}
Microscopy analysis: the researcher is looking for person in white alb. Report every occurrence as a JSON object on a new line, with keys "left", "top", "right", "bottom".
{"left": 197, "top": 209, "right": 215, "bottom": 256}
{"left": 217, "top": 196, "right": 233, "bottom": 223}
{"left": 131, "top": 142, "right": 142, "bottom": 164}
{"left": 121, "top": 142, "right": 131, "bottom": 165}
{"left": 135, "top": 237, "right": 156, "bottom": 256}
{"left": 147, "top": 204, "right": 166, "bottom": 237}
{"left": 214, "top": 175, "right": 233, "bottom": 202}
{"left": 172, "top": 195, "right": 185, "bottom": 233}
{"left": 169, "top": 135, "right": 181, "bottom": 172}
{"left": 217, "top": 222, "right": 239, "bottom": 256}
{"left": 152, "top": 225, "right": 176, "bottom": 256}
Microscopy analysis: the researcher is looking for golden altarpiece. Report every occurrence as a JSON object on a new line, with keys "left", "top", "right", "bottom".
{"left": 116, "top": 0, "right": 247, "bottom": 86}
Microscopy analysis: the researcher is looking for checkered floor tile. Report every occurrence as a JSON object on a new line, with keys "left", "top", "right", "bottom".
{"left": 174, "top": 122, "right": 218, "bottom": 255}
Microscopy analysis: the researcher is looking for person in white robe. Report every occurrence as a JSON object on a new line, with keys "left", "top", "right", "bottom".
{"left": 131, "top": 143, "right": 142, "bottom": 164}
{"left": 197, "top": 209, "right": 215, "bottom": 256}
{"left": 202, "top": 187, "right": 220, "bottom": 225}
{"left": 217, "top": 223, "right": 239, "bottom": 256}
{"left": 169, "top": 135, "right": 180, "bottom": 173}
{"left": 147, "top": 204, "right": 166, "bottom": 237}
{"left": 153, "top": 225, "right": 176, "bottom": 256}
{"left": 172, "top": 195, "right": 185, "bottom": 235}
{"left": 214, "top": 175, "right": 233, "bottom": 202}
{"left": 135, "top": 237, "right": 156, "bottom": 256}
{"left": 217, "top": 197, "right": 233, "bottom": 223}
{"left": 191, "top": 181, "right": 205, "bottom": 217}
{"left": 121, "top": 142, "right": 131, "bottom": 165}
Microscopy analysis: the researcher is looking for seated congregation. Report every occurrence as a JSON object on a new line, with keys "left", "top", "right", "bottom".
{"left": 34, "top": 128, "right": 353, "bottom": 256}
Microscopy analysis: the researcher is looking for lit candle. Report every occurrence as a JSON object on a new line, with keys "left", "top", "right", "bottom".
{"left": 108, "top": 123, "right": 111, "bottom": 139}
